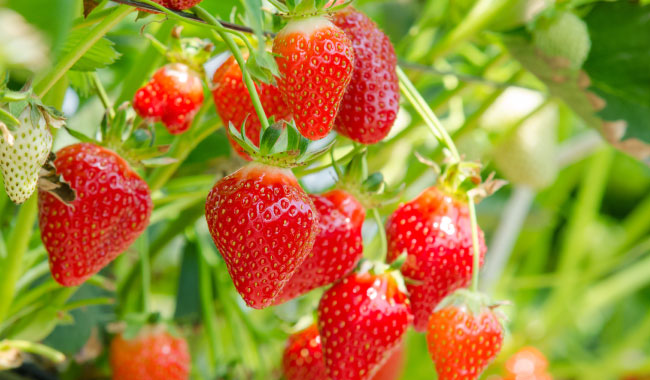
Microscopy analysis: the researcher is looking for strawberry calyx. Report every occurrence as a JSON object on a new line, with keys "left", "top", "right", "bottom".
{"left": 416, "top": 152, "right": 506, "bottom": 203}
{"left": 335, "top": 150, "right": 402, "bottom": 210}
{"left": 146, "top": 26, "right": 213, "bottom": 74}
{"left": 436, "top": 288, "right": 508, "bottom": 329}
{"left": 272, "top": 0, "right": 353, "bottom": 18}
{"left": 227, "top": 119, "right": 336, "bottom": 168}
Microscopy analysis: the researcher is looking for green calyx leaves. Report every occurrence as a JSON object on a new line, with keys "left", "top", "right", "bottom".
{"left": 276, "top": 0, "right": 353, "bottom": 18}
{"left": 229, "top": 119, "right": 336, "bottom": 168}
{"left": 146, "top": 27, "right": 214, "bottom": 75}
{"left": 436, "top": 289, "right": 509, "bottom": 330}
{"left": 335, "top": 150, "right": 403, "bottom": 210}
{"left": 421, "top": 151, "right": 505, "bottom": 203}
{"left": 66, "top": 103, "right": 177, "bottom": 169}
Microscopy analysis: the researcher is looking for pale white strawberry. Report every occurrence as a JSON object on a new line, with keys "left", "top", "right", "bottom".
{"left": 0, "top": 107, "right": 54, "bottom": 204}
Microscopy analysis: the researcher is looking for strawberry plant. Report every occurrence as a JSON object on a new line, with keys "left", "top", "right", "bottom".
{"left": 1, "top": 0, "right": 650, "bottom": 379}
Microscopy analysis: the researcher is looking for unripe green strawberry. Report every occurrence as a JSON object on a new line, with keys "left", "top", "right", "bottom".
{"left": 0, "top": 108, "right": 53, "bottom": 204}
{"left": 533, "top": 11, "right": 591, "bottom": 70}
{"left": 492, "top": 104, "right": 558, "bottom": 189}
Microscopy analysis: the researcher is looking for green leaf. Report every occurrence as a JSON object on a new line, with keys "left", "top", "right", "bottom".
{"left": 502, "top": 18, "right": 650, "bottom": 165}
{"left": 582, "top": 1, "right": 650, "bottom": 164}
{"left": 64, "top": 126, "right": 97, "bottom": 144}
{"left": 259, "top": 123, "right": 283, "bottom": 155}
{"left": 61, "top": 29, "right": 121, "bottom": 71}
{"left": 67, "top": 71, "right": 94, "bottom": 97}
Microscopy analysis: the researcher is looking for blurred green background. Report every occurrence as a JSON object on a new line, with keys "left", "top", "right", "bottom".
{"left": 1, "top": 0, "right": 650, "bottom": 379}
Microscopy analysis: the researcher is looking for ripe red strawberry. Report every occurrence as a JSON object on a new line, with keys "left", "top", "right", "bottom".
{"left": 283, "top": 324, "right": 327, "bottom": 380}
{"left": 143, "top": 0, "right": 202, "bottom": 11}
{"left": 110, "top": 326, "right": 190, "bottom": 380}
{"left": 283, "top": 324, "right": 405, "bottom": 380}
{"left": 427, "top": 305, "right": 503, "bottom": 380}
{"left": 38, "top": 143, "right": 152, "bottom": 286}
{"left": 386, "top": 186, "right": 486, "bottom": 331}
{"left": 274, "top": 189, "right": 365, "bottom": 304}
{"left": 331, "top": 8, "right": 399, "bottom": 144}
{"left": 205, "top": 162, "right": 318, "bottom": 308}
{"left": 211, "top": 55, "right": 291, "bottom": 159}
{"left": 318, "top": 272, "right": 411, "bottom": 380}
{"left": 273, "top": 16, "right": 354, "bottom": 140}
{"left": 133, "top": 63, "right": 204, "bottom": 135}
{"left": 504, "top": 346, "right": 551, "bottom": 380}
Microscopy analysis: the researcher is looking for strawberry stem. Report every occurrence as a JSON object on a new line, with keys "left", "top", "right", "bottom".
{"left": 396, "top": 66, "right": 461, "bottom": 162}
{"left": 195, "top": 231, "right": 219, "bottom": 372}
{"left": 371, "top": 208, "right": 387, "bottom": 261}
{"left": 0, "top": 339, "right": 66, "bottom": 365}
{"left": 192, "top": 6, "right": 270, "bottom": 133}
{"left": 91, "top": 72, "right": 115, "bottom": 120}
{"left": 0, "top": 196, "right": 38, "bottom": 323}
{"left": 468, "top": 194, "right": 481, "bottom": 292}
{"left": 139, "top": 235, "right": 151, "bottom": 314}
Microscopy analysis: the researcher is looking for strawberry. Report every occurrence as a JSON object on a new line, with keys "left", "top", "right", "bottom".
{"left": 385, "top": 185, "right": 486, "bottom": 332}
{"left": 38, "top": 143, "right": 152, "bottom": 286}
{"left": 133, "top": 63, "right": 204, "bottom": 135}
{"left": 331, "top": 8, "right": 399, "bottom": 144}
{"left": 533, "top": 11, "right": 591, "bottom": 70}
{"left": 503, "top": 346, "right": 551, "bottom": 380}
{"left": 110, "top": 326, "right": 190, "bottom": 380}
{"left": 144, "top": 0, "right": 202, "bottom": 11}
{"left": 283, "top": 324, "right": 327, "bottom": 380}
{"left": 427, "top": 305, "right": 503, "bottom": 380}
{"left": 283, "top": 323, "right": 405, "bottom": 380}
{"left": 211, "top": 55, "right": 291, "bottom": 159}
{"left": 318, "top": 272, "right": 411, "bottom": 380}
{"left": 204, "top": 162, "right": 318, "bottom": 309}
{"left": 372, "top": 343, "right": 406, "bottom": 380}
{"left": 274, "top": 189, "right": 365, "bottom": 304}
{"left": 0, "top": 108, "right": 53, "bottom": 204}
{"left": 273, "top": 16, "right": 354, "bottom": 140}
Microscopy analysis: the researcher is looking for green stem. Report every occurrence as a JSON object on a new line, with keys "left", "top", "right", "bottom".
{"left": 8, "top": 280, "right": 61, "bottom": 318}
{"left": 0, "top": 196, "right": 38, "bottom": 323}
{"left": 397, "top": 66, "right": 460, "bottom": 161}
{"left": 0, "top": 340, "right": 66, "bottom": 363}
{"left": 427, "top": 0, "right": 515, "bottom": 62}
{"left": 139, "top": 235, "right": 151, "bottom": 314}
{"left": 192, "top": 6, "right": 269, "bottom": 133}
{"left": 34, "top": 5, "right": 133, "bottom": 98}
{"left": 468, "top": 194, "right": 481, "bottom": 292}
{"left": 197, "top": 237, "right": 218, "bottom": 371}
{"left": 371, "top": 208, "right": 387, "bottom": 260}
{"left": 91, "top": 72, "right": 115, "bottom": 119}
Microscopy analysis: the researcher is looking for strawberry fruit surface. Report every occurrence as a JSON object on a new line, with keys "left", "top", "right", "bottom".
{"left": 133, "top": 63, "right": 204, "bottom": 135}
{"left": 205, "top": 162, "right": 318, "bottom": 308}
{"left": 110, "top": 327, "right": 190, "bottom": 380}
{"left": 273, "top": 16, "right": 354, "bottom": 140}
{"left": 332, "top": 7, "right": 399, "bottom": 144}
{"left": 38, "top": 143, "right": 152, "bottom": 286}
{"left": 274, "top": 189, "right": 365, "bottom": 304}
{"left": 318, "top": 272, "right": 411, "bottom": 380}
{"left": 386, "top": 185, "right": 486, "bottom": 331}
{"left": 427, "top": 305, "right": 503, "bottom": 380}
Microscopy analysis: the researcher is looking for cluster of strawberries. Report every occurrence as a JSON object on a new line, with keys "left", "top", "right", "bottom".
{"left": 3, "top": 2, "right": 507, "bottom": 380}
